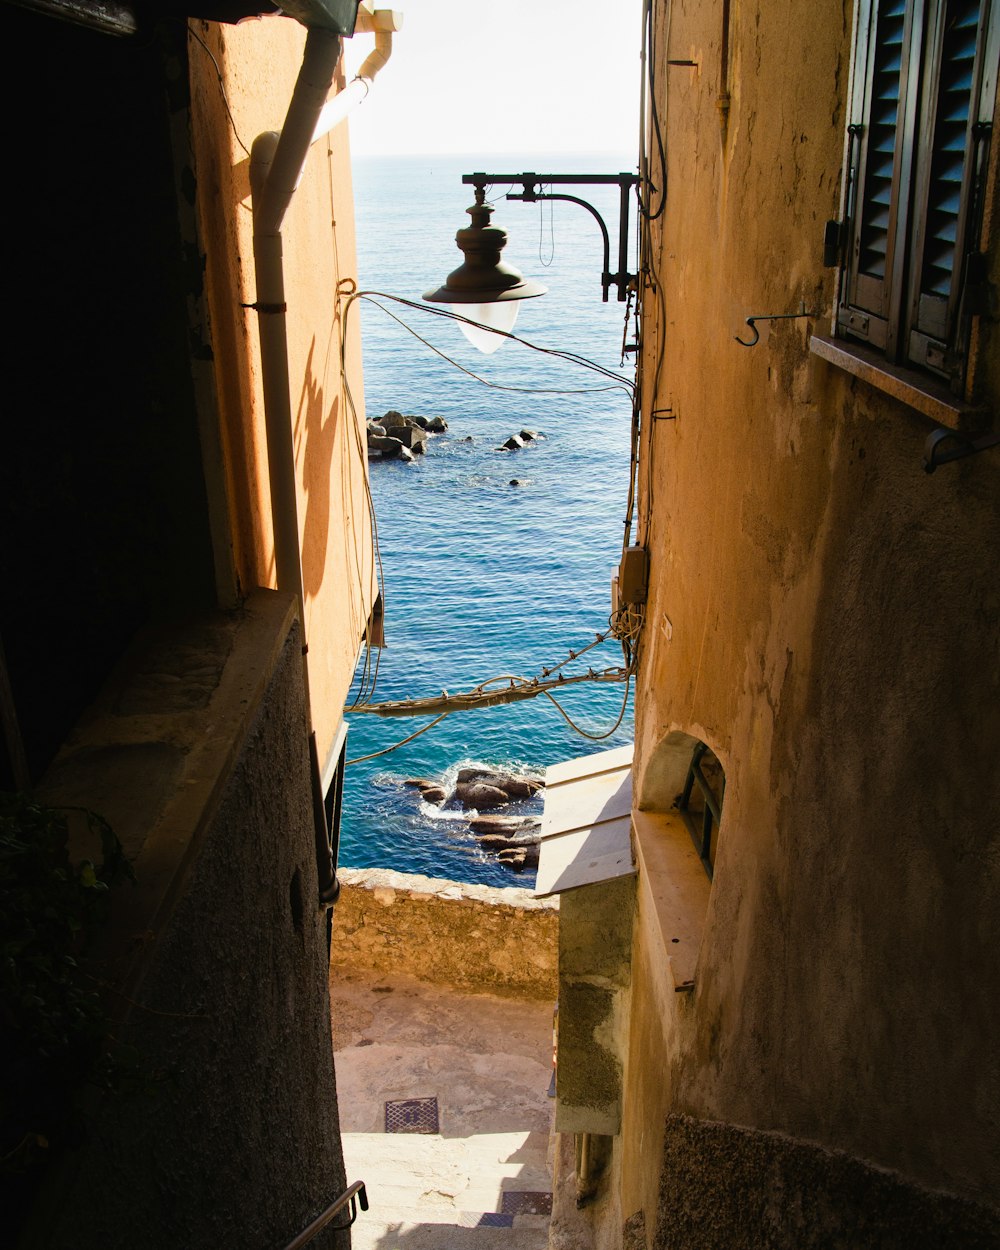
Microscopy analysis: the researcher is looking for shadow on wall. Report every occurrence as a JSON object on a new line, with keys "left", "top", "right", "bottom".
{"left": 297, "top": 337, "right": 343, "bottom": 600}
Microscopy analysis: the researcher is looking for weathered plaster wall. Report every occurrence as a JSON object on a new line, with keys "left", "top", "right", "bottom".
{"left": 555, "top": 877, "right": 635, "bottom": 1136}
{"left": 24, "top": 594, "right": 347, "bottom": 1250}
{"left": 188, "top": 18, "right": 376, "bottom": 774}
{"left": 330, "top": 867, "right": 559, "bottom": 998}
{"left": 615, "top": 0, "right": 1000, "bottom": 1243}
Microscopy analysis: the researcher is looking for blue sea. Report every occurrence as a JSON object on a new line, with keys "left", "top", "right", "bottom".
{"left": 340, "top": 153, "right": 637, "bottom": 887}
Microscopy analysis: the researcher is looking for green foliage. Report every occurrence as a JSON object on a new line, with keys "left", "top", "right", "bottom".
{"left": 0, "top": 794, "right": 132, "bottom": 1182}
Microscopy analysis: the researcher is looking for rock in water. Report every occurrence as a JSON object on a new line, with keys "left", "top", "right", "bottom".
{"left": 468, "top": 814, "right": 541, "bottom": 835}
{"left": 456, "top": 767, "right": 544, "bottom": 800}
{"left": 455, "top": 781, "right": 510, "bottom": 810}
{"left": 501, "top": 434, "right": 525, "bottom": 451}
{"left": 368, "top": 435, "right": 405, "bottom": 458}
{"left": 503, "top": 777, "right": 543, "bottom": 799}
{"left": 427, "top": 416, "right": 448, "bottom": 433}
{"left": 396, "top": 425, "right": 428, "bottom": 454}
{"left": 496, "top": 843, "right": 540, "bottom": 872}
{"left": 404, "top": 778, "right": 448, "bottom": 805}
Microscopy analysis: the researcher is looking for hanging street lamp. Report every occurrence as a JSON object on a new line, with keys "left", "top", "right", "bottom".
{"left": 422, "top": 183, "right": 547, "bottom": 354}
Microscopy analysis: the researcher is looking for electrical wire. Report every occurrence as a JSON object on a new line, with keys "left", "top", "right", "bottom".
{"left": 632, "top": 0, "right": 673, "bottom": 550}
{"left": 337, "top": 277, "right": 388, "bottom": 710}
{"left": 348, "top": 622, "right": 637, "bottom": 738}
{"left": 338, "top": 288, "right": 637, "bottom": 712}
{"left": 346, "top": 712, "right": 451, "bottom": 766}
{"left": 538, "top": 190, "right": 555, "bottom": 267}
{"left": 342, "top": 291, "right": 636, "bottom": 400}
{"left": 637, "top": 0, "right": 668, "bottom": 222}
{"left": 188, "top": 26, "right": 252, "bottom": 159}
{"left": 543, "top": 670, "right": 633, "bottom": 742}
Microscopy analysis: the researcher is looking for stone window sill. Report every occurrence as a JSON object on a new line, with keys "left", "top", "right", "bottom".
{"left": 631, "top": 809, "right": 710, "bottom": 992}
{"left": 809, "top": 333, "right": 989, "bottom": 432}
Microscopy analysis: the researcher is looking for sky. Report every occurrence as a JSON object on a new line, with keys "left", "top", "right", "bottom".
{"left": 343, "top": 0, "right": 644, "bottom": 157}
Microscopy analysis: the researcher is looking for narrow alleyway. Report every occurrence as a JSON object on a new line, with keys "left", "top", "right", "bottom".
{"left": 331, "top": 969, "right": 555, "bottom": 1250}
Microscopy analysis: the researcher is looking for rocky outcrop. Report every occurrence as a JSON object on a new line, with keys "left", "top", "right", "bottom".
{"left": 457, "top": 767, "right": 544, "bottom": 800}
{"left": 368, "top": 410, "right": 445, "bottom": 460}
{"left": 403, "top": 766, "right": 546, "bottom": 875}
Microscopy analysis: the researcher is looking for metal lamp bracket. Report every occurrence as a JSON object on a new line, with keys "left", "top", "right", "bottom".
{"left": 462, "top": 171, "right": 640, "bottom": 302}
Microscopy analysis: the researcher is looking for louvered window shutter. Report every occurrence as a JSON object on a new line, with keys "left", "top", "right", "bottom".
{"left": 839, "top": 0, "right": 914, "bottom": 348}
{"left": 906, "top": 0, "right": 992, "bottom": 377}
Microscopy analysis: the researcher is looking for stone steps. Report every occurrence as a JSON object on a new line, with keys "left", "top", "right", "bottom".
{"left": 331, "top": 969, "right": 556, "bottom": 1250}
{"left": 346, "top": 1221, "right": 550, "bottom": 1250}
{"left": 344, "top": 1129, "right": 552, "bottom": 1250}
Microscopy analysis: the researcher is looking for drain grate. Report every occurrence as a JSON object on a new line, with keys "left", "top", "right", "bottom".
{"left": 384, "top": 1096, "right": 439, "bottom": 1134}
{"left": 455, "top": 1213, "right": 515, "bottom": 1228}
{"left": 501, "top": 1191, "right": 552, "bottom": 1216}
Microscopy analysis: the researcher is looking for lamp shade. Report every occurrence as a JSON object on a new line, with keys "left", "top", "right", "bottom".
{"left": 452, "top": 301, "right": 520, "bottom": 354}
{"left": 424, "top": 188, "right": 545, "bottom": 352}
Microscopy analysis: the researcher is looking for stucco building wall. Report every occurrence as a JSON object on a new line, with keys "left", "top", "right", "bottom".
{"left": 580, "top": 0, "right": 1000, "bottom": 1245}
{"left": 25, "top": 593, "right": 348, "bottom": 1250}
{"left": 189, "top": 17, "right": 376, "bottom": 773}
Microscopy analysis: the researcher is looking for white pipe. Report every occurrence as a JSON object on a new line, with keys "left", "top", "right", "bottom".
{"left": 255, "top": 27, "right": 343, "bottom": 238}
{"left": 248, "top": 21, "right": 398, "bottom": 899}
{"left": 312, "top": 29, "right": 395, "bottom": 142}
{"left": 251, "top": 27, "right": 342, "bottom": 614}
{"left": 312, "top": 75, "right": 370, "bottom": 143}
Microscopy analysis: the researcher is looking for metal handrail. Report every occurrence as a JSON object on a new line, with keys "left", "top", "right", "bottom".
{"left": 280, "top": 1180, "right": 368, "bottom": 1250}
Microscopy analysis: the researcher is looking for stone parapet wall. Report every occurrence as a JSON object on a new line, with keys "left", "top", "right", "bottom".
{"left": 330, "top": 868, "right": 559, "bottom": 1000}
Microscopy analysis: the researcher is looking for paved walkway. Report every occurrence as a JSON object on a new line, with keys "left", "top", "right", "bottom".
{"left": 330, "top": 968, "right": 556, "bottom": 1250}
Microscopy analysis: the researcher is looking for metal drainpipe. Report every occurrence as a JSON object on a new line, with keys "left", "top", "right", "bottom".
{"left": 249, "top": 21, "right": 395, "bottom": 906}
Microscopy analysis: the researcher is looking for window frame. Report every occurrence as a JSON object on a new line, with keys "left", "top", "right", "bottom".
{"left": 837, "top": 0, "right": 999, "bottom": 391}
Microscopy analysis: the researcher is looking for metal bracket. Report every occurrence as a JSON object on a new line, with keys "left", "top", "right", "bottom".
{"left": 923, "top": 426, "right": 1000, "bottom": 473}
{"left": 462, "top": 171, "right": 639, "bottom": 302}
{"left": 734, "top": 304, "right": 819, "bottom": 347}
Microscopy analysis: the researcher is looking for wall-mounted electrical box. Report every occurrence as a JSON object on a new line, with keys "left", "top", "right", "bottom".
{"left": 618, "top": 546, "right": 649, "bottom": 605}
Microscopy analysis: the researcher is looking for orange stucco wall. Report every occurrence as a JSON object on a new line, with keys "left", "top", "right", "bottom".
{"left": 188, "top": 17, "right": 375, "bottom": 773}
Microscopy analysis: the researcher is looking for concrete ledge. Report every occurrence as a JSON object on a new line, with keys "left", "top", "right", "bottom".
{"left": 631, "top": 809, "right": 710, "bottom": 991}
{"left": 331, "top": 867, "right": 559, "bottom": 999}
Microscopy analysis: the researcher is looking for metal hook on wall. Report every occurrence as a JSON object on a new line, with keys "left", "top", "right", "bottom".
{"left": 735, "top": 303, "right": 819, "bottom": 347}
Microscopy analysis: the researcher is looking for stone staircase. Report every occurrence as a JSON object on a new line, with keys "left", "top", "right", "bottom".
{"left": 330, "top": 968, "right": 556, "bottom": 1250}
{"left": 342, "top": 1129, "right": 551, "bottom": 1250}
